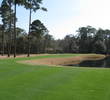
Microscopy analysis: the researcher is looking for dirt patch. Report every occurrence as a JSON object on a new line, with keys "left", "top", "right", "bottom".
{"left": 0, "top": 54, "right": 49, "bottom": 59}
{"left": 19, "top": 54, "right": 106, "bottom": 66}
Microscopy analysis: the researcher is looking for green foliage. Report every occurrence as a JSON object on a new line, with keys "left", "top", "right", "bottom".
{"left": 0, "top": 0, "right": 47, "bottom": 56}
{"left": 30, "top": 19, "right": 48, "bottom": 38}
{"left": 93, "top": 40, "right": 107, "bottom": 54}
{"left": 53, "top": 26, "right": 110, "bottom": 54}
{"left": 0, "top": 1, "right": 14, "bottom": 30}
{"left": 23, "top": 0, "right": 47, "bottom": 12}
{"left": 77, "top": 26, "right": 96, "bottom": 53}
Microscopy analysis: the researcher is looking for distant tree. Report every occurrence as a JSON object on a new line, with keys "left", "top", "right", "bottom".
{"left": 8, "top": 0, "right": 13, "bottom": 57}
{"left": 59, "top": 35, "right": 78, "bottom": 53}
{"left": 0, "top": 1, "right": 14, "bottom": 56}
{"left": 30, "top": 20, "right": 48, "bottom": 37}
{"left": 30, "top": 19, "right": 48, "bottom": 53}
{"left": 24, "top": 0, "right": 47, "bottom": 57}
{"left": 103, "top": 29, "right": 110, "bottom": 54}
{"left": 0, "top": 0, "right": 47, "bottom": 56}
{"left": 43, "top": 34, "right": 53, "bottom": 53}
{"left": 0, "top": 25, "right": 4, "bottom": 55}
{"left": 16, "top": 27, "right": 27, "bottom": 54}
{"left": 93, "top": 29, "right": 107, "bottom": 54}
{"left": 77, "top": 26, "right": 96, "bottom": 53}
{"left": 93, "top": 40, "right": 106, "bottom": 54}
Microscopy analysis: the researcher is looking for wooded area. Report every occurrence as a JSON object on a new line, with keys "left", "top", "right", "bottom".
{"left": 0, "top": 0, "right": 110, "bottom": 58}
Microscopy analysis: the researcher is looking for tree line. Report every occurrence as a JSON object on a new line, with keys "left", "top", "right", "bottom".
{"left": 56, "top": 26, "right": 110, "bottom": 54}
{"left": 0, "top": 0, "right": 47, "bottom": 57}
{"left": 0, "top": 1, "right": 110, "bottom": 56}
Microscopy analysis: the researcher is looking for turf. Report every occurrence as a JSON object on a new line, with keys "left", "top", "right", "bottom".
{"left": 0, "top": 54, "right": 110, "bottom": 100}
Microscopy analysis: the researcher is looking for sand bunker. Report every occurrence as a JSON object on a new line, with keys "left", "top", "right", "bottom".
{"left": 19, "top": 54, "right": 106, "bottom": 66}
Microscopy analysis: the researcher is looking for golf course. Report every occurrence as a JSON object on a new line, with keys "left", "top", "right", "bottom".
{"left": 0, "top": 0, "right": 110, "bottom": 99}
{"left": 0, "top": 54, "right": 110, "bottom": 100}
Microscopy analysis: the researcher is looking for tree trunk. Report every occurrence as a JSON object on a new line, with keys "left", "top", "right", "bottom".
{"left": 1, "top": 26, "right": 4, "bottom": 56}
{"left": 8, "top": 1, "right": 12, "bottom": 57}
{"left": 14, "top": 1, "right": 16, "bottom": 58}
{"left": 27, "top": 2, "right": 32, "bottom": 57}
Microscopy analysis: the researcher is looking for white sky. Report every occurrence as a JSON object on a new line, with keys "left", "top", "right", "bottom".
{"left": 47, "top": 0, "right": 110, "bottom": 39}
{"left": 79, "top": 0, "right": 110, "bottom": 29}
{"left": 1, "top": 0, "right": 110, "bottom": 39}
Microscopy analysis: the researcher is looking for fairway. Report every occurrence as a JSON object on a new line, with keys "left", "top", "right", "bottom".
{"left": 0, "top": 54, "right": 110, "bottom": 100}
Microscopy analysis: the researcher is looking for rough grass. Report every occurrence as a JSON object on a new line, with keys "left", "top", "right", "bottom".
{"left": 0, "top": 54, "right": 110, "bottom": 100}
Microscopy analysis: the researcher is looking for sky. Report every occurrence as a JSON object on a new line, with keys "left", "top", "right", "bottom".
{"left": 0, "top": 0, "right": 110, "bottom": 39}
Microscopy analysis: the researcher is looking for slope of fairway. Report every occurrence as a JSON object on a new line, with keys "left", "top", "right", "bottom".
{"left": 0, "top": 54, "right": 110, "bottom": 100}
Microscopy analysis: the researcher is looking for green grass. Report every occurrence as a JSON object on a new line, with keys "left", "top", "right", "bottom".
{"left": 0, "top": 54, "right": 110, "bottom": 100}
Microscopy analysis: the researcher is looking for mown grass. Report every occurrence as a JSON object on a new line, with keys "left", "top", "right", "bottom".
{"left": 0, "top": 54, "right": 110, "bottom": 100}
